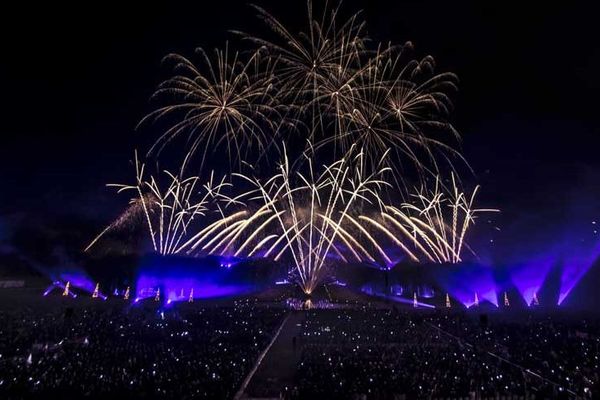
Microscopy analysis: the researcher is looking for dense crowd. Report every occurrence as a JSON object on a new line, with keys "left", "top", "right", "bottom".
{"left": 289, "top": 309, "right": 599, "bottom": 399}
{"left": 428, "top": 313, "right": 600, "bottom": 398}
{"left": 285, "top": 297, "right": 359, "bottom": 310}
{"left": 1, "top": 293, "right": 599, "bottom": 400}
{"left": 0, "top": 300, "right": 285, "bottom": 399}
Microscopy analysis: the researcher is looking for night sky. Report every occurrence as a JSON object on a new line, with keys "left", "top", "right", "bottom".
{"left": 1, "top": 1, "right": 599, "bottom": 260}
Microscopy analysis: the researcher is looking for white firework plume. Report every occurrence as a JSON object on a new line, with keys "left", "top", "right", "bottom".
{"left": 177, "top": 145, "right": 390, "bottom": 294}
{"left": 86, "top": 152, "right": 232, "bottom": 255}
{"left": 361, "top": 174, "right": 498, "bottom": 264}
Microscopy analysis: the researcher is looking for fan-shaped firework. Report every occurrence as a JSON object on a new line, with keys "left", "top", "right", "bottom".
{"left": 361, "top": 175, "right": 498, "bottom": 264}
{"left": 177, "top": 145, "right": 390, "bottom": 294}
{"left": 86, "top": 153, "right": 232, "bottom": 255}
{"left": 174, "top": 164, "right": 494, "bottom": 291}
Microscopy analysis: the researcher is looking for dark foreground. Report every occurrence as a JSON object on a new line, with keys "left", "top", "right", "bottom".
{"left": 0, "top": 287, "right": 598, "bottom": 399}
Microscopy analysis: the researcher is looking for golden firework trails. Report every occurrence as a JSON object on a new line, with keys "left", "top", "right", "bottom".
{"left": 240, "top": 2, "right": 463, "bottom": 180}
{"left": 363, "top": 175, "right": 498, "bottom": 263}
{"left": 141, "top": 1, "right": 463, "bottom": 183}
{"left": 239, "top": 2, "right": 367, "bottom": 107}
{"left": 86, "top": 152, "right": 231, "bottom": 255}
{"left": 92, "top": 2, "right": 498, "bottom": 294}
{"left": 173, "top": 161, "right": 492, "bottom": 292}
{"left": 178, "top": 145, "right": 390, "bottom": 294}
{"left": 141, "top": 45, "right": 280, "bottom": 171}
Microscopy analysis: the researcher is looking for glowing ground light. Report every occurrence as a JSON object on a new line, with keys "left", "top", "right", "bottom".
{"left": 531, "top": 292, "right": 539, "bottom": 306}
{"left": 559, "top": 257, "right": 597, "bottom": 305}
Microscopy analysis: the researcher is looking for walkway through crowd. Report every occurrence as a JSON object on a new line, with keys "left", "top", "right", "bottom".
{"left": 239, "top": 311, "right": 306, "bottom": 399}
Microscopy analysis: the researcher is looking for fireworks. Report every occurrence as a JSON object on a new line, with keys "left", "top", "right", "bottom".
{"left": 91, "top": 2, "right": 497, "bottom": 294}
{"left": 178, "top": 145, "right": 390, "bottom": 294}
{"left": 361, "top": 175, "right": 498, "bottom": 264}
{"left": 86, "top": 152, "right": 231, "bottom": 255}
{"left": 139, "top": 1, "right": 462, "bottom": 183}
{"left": 241, "top": 2, "right": 463, "bottom": 180}
{"left": 170, "top": 153, "right": 491, "bottom": 293}
{"left": 140, "top": 46, "right": 280, "bottom": 171}
{"left": 342, "top": 45, "right": 464, "bottom": 183}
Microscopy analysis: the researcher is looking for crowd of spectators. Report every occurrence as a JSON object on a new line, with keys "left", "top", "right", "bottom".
{"left": 427, "top": 312, "right": 600, "bottom": 398}
{"left": 289, "top": 309, "right": 599, "bottom": 399}
{"left": 0, "top": 300, "right": 285, "bottom": 399}
{"left": 1, "top": 291, "right": 599, "bottom": 400}
{"left": 285, "top": 298, "right": 359, "bottom": 310}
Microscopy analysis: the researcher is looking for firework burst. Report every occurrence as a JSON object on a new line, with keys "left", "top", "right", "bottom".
{"left": 141, "top": 1, "right": 464, "bottom": 182}
{"left": 93, "top": 2, "right": 497, "bottom": 295}
{"left": 235, "top": 2, "right": 463, "bottom": 184}
{"left": 339, "top": 44, "right": 463, "bottom": 182}
{"left": 239, "top": 2, "right": 367, "bottom": 106}
{"left": 141, "top": 45, "right": 280, "bottom": 171}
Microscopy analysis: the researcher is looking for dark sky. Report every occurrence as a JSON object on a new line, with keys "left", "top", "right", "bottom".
{"left": 1, "top": 1, "right": 599, "bottom": 252}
